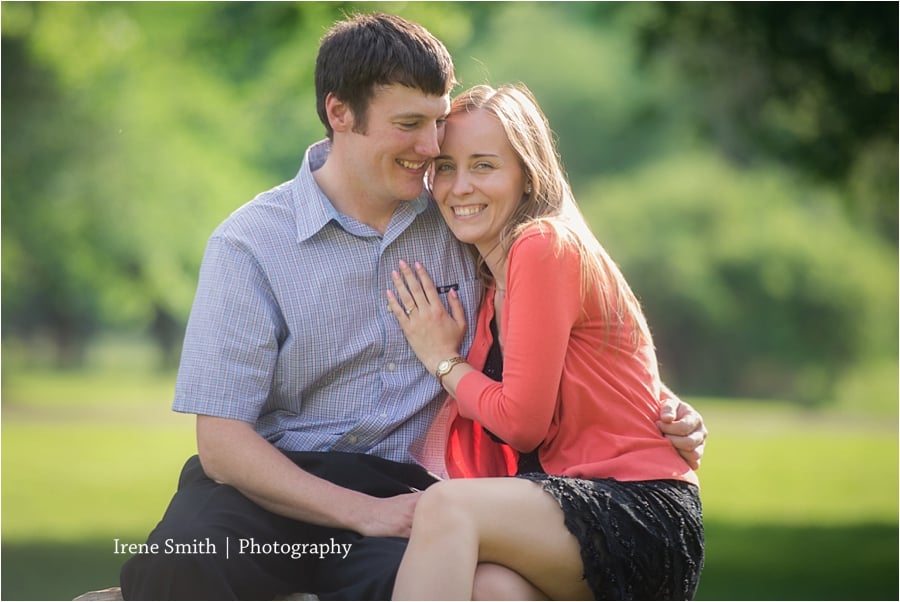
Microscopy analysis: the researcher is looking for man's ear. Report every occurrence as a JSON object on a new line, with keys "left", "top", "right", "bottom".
{"left": 324, "top": 93, "right": 354, "bottom": 134}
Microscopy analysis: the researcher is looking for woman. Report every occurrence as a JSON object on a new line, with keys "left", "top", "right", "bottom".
{"left": 386, "top": 84, "right": 704, "bottom": 600}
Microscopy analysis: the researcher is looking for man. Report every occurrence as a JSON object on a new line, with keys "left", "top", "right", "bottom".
{"left": 121, "top": 12, "right": 706, "bottom": 600}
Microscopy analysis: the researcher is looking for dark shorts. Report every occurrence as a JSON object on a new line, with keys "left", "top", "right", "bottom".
{"left": 518, "top": 474, "right": 705, "bottom": 600}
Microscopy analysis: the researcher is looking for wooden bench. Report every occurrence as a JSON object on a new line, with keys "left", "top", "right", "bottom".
{"left": 74, "top": 586, "right": 317, "bottom": 600}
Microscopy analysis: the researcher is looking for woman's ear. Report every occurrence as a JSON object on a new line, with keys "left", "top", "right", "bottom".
{"left": 324, "top": 93, "right": 353, "bottom": 134}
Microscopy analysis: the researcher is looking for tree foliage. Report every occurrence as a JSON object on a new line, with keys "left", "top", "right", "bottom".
{"left": 582, "top": 152, "right": 896, "bottom": 403}
{"left": 632, "top": 2, "right": 899, "bottom": 240}
{"left": 2, "top": 2, "right": 896, "bottom": 405}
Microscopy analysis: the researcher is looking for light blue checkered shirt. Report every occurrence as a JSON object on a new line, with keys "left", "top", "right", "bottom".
{"left": 174, "top": 140, "right": 481, "bottom": 465}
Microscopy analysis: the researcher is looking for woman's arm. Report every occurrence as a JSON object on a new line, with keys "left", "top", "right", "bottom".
{"left": 388, "top": 233, "right": 581, "bottom": 452}
{"left": 452, "top": 233, "right": 582, "bottom": 450}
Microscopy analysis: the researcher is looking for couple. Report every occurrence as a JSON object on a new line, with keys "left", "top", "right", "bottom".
{"left": 121, "top": 12, "right": 704, "bottom": 601}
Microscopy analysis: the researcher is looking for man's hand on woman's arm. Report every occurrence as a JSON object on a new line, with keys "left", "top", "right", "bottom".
{"left": 656, "top": 388, "right": 707, "bottom": 470}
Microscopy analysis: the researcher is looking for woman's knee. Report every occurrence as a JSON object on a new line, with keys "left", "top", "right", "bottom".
{"left": 413, "top": 479, "right": 474, "bottom": 532}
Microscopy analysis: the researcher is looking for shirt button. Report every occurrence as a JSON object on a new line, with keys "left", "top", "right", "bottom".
{"left": 348, "top": 435, "right": 358, "bottom": 444}
{"left": 387, "top": 362, "right": 397, "bottom": 371}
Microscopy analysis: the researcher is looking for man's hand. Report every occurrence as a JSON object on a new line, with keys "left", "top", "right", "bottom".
{"left": 198, "top": 416, "right": 424, "bottom": 534}
{"left": 657, "top": 396, "right": 707, "bottom": 470}
{"left": 351, "top": 491, "right": 424, "bottom": 539}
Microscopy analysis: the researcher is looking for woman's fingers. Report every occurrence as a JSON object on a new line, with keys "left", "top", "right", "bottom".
{"left": 412, "top": 261, "right": 441, "bottom": 302}
{"left": 398, "top": 260, "right": 432, "bottom": 309}
{"left": 390, "top": 260, "right": 460, "bottom": 326}
{"left": 386, "top": 290, "right": 410, "bottom": 323}
{"left": 447, "top": 288, "right": 466, "bottom": 327}
{"left": 389, "top": 268, "right": 418, "bottom": 318}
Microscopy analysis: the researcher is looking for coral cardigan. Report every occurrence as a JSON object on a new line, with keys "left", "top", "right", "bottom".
{"left": 445, "top": 228, "right": 698, "bottom": 486}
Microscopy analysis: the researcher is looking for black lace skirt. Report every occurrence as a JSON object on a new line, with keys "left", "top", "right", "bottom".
{"left": 517, "top": 474, "right": 705, "bottom": 600}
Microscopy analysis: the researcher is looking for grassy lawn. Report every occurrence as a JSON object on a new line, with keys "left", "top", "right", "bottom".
{"left": 2, "top": 372, "right": 897, "bottom": 600}
{"left": 693, "top": 400, "right": 897, "bottom": 600}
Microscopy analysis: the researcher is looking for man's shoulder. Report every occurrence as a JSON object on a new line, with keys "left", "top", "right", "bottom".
{"left": 211, "top": 179, "right": 299, "bottom": 243}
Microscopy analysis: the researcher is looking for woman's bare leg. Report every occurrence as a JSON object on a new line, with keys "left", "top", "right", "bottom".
{"left": 472, "top": 563, "right": 548, "bottom": 601}
{"left": 392, "top": 478, "right": 591, "bottom": 601}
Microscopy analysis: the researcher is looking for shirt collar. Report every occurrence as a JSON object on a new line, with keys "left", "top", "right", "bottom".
{"left": 293, "top": 139, "right": 430, "bottom": 243}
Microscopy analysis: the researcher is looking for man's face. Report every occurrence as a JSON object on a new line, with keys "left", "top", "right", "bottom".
{"left": 343, "top": 84, "right": 450, "bottom": 204}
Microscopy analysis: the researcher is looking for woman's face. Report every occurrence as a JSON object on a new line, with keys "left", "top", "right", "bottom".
{"left": 431, "top": 109, "right": 528, "bottom": 256}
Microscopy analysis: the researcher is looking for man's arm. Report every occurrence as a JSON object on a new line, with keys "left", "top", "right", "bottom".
{"left": 196, "top": 415, "right": 422, "bottom": 538}
{"left": 657, "top": 386, "right": 707, "bottom": 470}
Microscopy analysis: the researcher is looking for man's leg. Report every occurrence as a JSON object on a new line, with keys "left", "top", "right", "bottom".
{"left": 120, "top": 455, "right": 331, "bottom": 600}
{"left": 291, "top": 452, "right": 440, "bottom": 601}
{"left": 122, "top": 452, "right": 440, "bottom": 601}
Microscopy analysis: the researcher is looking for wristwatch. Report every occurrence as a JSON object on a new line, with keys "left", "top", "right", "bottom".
{"left": 435, "top": 356, "right": 466, "bottom": 386}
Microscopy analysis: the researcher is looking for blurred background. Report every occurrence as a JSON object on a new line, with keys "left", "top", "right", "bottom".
{"left": 2, "top": 2, "right": 897, "bottom": 600}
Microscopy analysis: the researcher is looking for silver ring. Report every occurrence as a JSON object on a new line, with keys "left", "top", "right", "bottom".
{"left": 405, "top": 307, "right": 417, "bottom": 316}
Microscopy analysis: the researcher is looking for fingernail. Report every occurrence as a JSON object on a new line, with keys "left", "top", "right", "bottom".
{"left": 399, "top": 260, "right": 408, "bottom": 268}
{"left": 414, "top": 261, "right": 422, "bottom": 269}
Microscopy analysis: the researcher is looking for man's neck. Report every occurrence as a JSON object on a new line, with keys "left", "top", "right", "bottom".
{"left": 312, "top": 152, "right": 399, "bottom": 235}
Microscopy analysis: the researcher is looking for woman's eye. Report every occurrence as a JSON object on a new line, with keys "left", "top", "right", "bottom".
{"left": 434, "top": 162, "right": 454, "bottom": 173}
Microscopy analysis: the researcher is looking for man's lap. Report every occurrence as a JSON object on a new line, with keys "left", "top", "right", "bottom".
{"left": 121, "top": 451, "right": 438, "bottom": 600}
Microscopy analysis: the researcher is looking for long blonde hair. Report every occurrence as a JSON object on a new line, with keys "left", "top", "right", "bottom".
{"left": 448, "top": 84, "right": 653, "bottom": 349}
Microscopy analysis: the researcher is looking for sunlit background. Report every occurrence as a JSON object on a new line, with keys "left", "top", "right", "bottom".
{"left": 2, "top": 2, "right": 897, "bottom": 600}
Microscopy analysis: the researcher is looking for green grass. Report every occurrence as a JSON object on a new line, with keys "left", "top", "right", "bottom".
{"left": 1, "top": 371, "right": 897, "bottom": 600}
{"left": 692, "top": 400, "right": 898, "bottom": 600}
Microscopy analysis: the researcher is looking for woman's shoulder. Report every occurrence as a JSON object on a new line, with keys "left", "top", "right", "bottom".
{"left": 511, "top": 222, "right": 578, "bottom": 261}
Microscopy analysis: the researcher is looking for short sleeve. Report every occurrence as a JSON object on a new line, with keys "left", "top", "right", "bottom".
{"left": 173, "top": 235, "right": 285, "bottom": 423}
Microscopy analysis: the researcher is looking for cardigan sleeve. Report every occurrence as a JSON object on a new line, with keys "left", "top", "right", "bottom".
{"left": 455, "top": 229, "right": 584, "bottom": 452}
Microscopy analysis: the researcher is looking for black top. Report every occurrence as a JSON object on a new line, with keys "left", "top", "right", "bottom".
{"left": 482, "top": 316, "right": 544, "bottom": 475}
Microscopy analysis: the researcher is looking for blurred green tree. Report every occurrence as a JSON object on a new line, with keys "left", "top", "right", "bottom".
{"left": 630, "top": 2, "right": 899, "bottom": 241}
{"left": 582, "top": 151, "right": 897, "bottom": 404}
{"left": 1, "top": 2, "right": 895, "bottom": 406}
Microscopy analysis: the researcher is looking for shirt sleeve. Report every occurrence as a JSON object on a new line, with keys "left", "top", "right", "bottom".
{"left": 173, "top": 234, "right": 284, "bottom": 423}
{"left": 455, "top": 230, "right": 583, "bottom": 452}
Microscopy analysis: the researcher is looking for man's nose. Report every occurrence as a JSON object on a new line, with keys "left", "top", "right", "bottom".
{"left": 415, "top": 124, "right": 441, "bottom": 158}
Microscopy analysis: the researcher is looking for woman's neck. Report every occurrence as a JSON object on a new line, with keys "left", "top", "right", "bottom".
{"left": 477, "top": 242, "right": 508, "bottom": 292}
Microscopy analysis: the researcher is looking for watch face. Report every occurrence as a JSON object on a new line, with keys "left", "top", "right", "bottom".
{"left": 437, "top": 360, "right": 449, "bottom": 373}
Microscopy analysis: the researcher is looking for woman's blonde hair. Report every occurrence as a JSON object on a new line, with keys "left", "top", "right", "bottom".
{"left": 448, "top": 83, "right": 652, "bottom": 349}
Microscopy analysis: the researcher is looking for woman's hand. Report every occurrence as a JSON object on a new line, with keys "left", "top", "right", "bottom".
{"left": 387, "top": 260, "right": 467, "bottom": 374}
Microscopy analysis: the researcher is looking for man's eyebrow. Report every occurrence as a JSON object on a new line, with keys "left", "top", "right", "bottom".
{"left": 393, "top": 111, "right": 450, "bottom": 121}
{"left": 392, "top": 112, "right": 427, "bottom": 120}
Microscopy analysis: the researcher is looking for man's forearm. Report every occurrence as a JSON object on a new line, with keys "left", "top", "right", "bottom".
{"left": 196, "top": 415, "right": 376, "bottom": 532}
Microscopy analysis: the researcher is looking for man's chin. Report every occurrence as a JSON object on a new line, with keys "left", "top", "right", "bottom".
{"left": 395, "top": 184, "right": 426, "bottom": 202}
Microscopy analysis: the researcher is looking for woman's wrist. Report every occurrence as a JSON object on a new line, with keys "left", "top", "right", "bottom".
{"left": 427, "top": 351, "right": 462, "bottom": 375}
{"left": 434, "top": 355, "right": 467, "bottom": 386}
